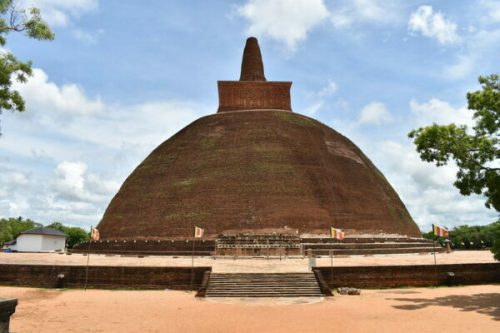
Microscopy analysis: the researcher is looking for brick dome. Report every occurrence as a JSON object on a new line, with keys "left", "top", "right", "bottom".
{"left": 97, "top": 38, "right": 421, "bottom": 239}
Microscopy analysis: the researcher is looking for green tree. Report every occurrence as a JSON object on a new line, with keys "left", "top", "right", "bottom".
{"left": 0, "top": 0, "right": 54, "bottom": 132}
{"left": 45, "top": 222, "right": 90, "bottom": 249}
{"left": 0, "top": 216, "right": 42, "bottom": 245}
{"left": 410, "top": 74, "right": 500, "bottom": 259}
{"left": 422, "top": 221, "right": 500, "bottom": 253}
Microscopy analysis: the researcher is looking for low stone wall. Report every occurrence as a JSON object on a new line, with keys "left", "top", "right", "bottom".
{"left": 314, "top": 263, "right": 500, "bottom": 289}
{"left": 72, "top": 240, "right": 216, "bottom": 256}
{"left": 0, "top": 264, "right": 211, "bottom": 290}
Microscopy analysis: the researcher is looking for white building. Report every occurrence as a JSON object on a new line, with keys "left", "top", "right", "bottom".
{"left": 13, "top": 227, "right": 67, "bottom": 252}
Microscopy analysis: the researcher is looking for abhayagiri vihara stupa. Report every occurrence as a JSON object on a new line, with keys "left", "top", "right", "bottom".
{"left": 91, "top": 37, "right": 423, "bottom": 255}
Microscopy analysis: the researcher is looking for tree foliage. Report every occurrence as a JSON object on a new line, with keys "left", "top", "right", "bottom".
{"left": 46, "top": 222, "right": 90, "bottom": 249}
{"left": 1, "top": 217, "right": 90, "bottom": 249}
{"left": 0, "top": 0, "right": 53, "bottom": 131}
{"left": 0, "top": 216, "right": 42, "bottom": 245}
{"left": 409, "top": 74, "right": 500, "bottom": 211}
{"left": 410, "top": 75, "right": 500, "bottom": 260}
{"left": 422, "top": 221, "right": 500, "bottom": 256}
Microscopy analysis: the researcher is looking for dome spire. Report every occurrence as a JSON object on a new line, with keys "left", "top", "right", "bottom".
{"left": 239, "top": 37, "right": 266, "bottom": 81}
{"left": 217, "top": 37, "right": 291, "bottom": 112}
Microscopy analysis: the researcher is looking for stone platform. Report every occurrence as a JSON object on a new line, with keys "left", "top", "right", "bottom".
{"left": 72, "top": 235, "right": 445, "bottom": 257}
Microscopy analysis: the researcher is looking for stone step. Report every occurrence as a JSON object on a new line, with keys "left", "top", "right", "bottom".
{"left": 301, "top": 238, "right": 431, "bottom": 244}
{"left": 209, "top": 278, "right": 317, "bottom": 281}
{"left": 206, "top": 287, "right": 320, "bottom": 291}
{"left": 205, "top": 294, "right": 323, "bottom": 297}
{"left": 210, "top": 273, "right": 314, "bottom": 279}
{"left": 209, "top": 281, "right": 318, "bottom": 284}
{"left": 303, "top": 242, "right": 438, "bottom": 249}
{"left": 311, "top": 247, "right": 446, "bottom": 255}
{"left": 211, "top": 281, "right": 316, "bottom": 286}
{"left": 205, "top": 273, "right": 324, "bottom": 298}
{"left": 208, "top": 284, "right": 320, "bottom": 287}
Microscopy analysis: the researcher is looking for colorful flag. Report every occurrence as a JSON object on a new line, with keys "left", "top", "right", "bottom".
{"left": 330, "top": 227, "right": 345, "bottom": 240}
{"left": 90, "top": 227, "right": 100, "bottom": 241}
{"left": 433, "top": 224, "right": 449, "bottom": 238}
{"left": 194, "top": 226, "right": 204, "bottom": 238}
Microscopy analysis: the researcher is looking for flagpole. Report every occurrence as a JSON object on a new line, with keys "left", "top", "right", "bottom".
{"left": 330, "top": 249, "right": 333, "bottom": 287}
{"left": 190, "top": 230, "right": 195, "bottom": 291}
{"left": 432, "top": 225, "right": 437, "bottom": 266}
{"left": 84, "top": 226, "right": 92, "bottom": 291}
{"left": 433, "top": 239, "right": 437, "bottom": 265}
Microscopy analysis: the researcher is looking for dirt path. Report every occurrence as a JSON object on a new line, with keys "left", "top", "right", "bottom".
{"left": 0, "top": 251, "right": 495, "bottom": 273}
{"left": 1, "top": 285, "right": 499, "bottom": 333}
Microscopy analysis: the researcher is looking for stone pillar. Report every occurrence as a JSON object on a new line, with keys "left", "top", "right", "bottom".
{"left": 307, "top": 249, "right": 316, "bottom": 270}
{"left": 0, "top": 298, "right": 17, "bottom": 333}
{"left": 444, "top": 239, "right": 452, "bottom": 253}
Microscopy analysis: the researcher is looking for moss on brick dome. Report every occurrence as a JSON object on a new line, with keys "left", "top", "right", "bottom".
{"left": 98, "top": 110, "right": 421, "bottom": 239}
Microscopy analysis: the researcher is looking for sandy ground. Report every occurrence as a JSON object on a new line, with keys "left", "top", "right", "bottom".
{"left": 0, "top": 250, "right": 496, "bottom": 272}
{"left": 0, "top": 285, "right": 498, "bottom": 333}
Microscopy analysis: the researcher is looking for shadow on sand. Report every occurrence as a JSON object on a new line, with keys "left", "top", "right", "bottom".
{"left": 390, "top": 293, "right": 500, "bottom": 321}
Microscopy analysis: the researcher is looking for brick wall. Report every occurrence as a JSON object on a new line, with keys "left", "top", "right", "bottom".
{"left": 0, "top": 264, "right": 211, "bottom": 290}
{"left": 2, "top": 263, "right": 497, "bottom": 291}
{"left": 72, "top": 240, "right": 216, "bottom": 256}
{"left": 314, "top": 263, "right": 500, "bottom": 289}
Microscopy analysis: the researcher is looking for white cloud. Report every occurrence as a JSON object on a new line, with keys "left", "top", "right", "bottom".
{"left": 408, "top": 5, "right": 460, "bottom": 45}
{"left": 330, "top": 0, "right": 401, "bottom": 28}
{"left": 481, "top": 0, "right": 500, "bottom": 23}
{"left": 236, "top": 0, "right": 403, "bottom": 49}
{"left": 358, "top": 101, "right": 393, "bottom": 125}
{"left": 303, "top": 102, "right": 323, "bottom": 117}
{"left": 0, "top": 68, "right": 210, "bottom": 227}
{"left": 409, "top": 98, "right": 473, "bottom": 127}
{"left": 20, "top": 0, "right": 98, "bottom": 27}
{"left": 442, "top": 54, "right": 476, "bottom": 80}
{"left": 0, "top": 166, "right": 29, "bottom": 197}
{"left": 442, "top": 28, "right": 500, "bottom": 79}
{"left": 14, "top": 68, "right": 104, "bottom": 116}
{"left": 54, "top": 161, "right": 87, "bottom": 200}
{"left": 72, "top": 29, "right": 104, "bottom": 45}
{"left": 374, "top": 140, "right": 496, "bottom": 230}
{"left": 54, "top": 161, "right": 119, "bottom": 203}
{"left": 318, "top": 80, "right": 338, "bottom": 97}
{"left": 236, "top": 0, "right": 329, "bottom": 51}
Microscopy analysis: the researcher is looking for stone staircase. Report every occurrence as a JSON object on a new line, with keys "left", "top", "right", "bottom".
{"left": 205, "top": 273, "right": 324, "bottom": 297}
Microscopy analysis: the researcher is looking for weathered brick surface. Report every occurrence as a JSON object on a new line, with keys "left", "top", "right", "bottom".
{"left": 72, "top": 239, "right": 215, "bottom": 255}
{"left": 0, "top": 265, "right": 211, "bottom": 290}
{"left": 98, "top": 111, "right": 421, "bottom": 240}
{"left": 315, "top": 263, "right": 500, "bottom": 289}
{"left": 217, "top": 81, "right": 292, "bottom": 112}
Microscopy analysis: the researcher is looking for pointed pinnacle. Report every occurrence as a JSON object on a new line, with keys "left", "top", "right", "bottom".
{"left": 239, "top": 37, "right": 266, "bottom": 81}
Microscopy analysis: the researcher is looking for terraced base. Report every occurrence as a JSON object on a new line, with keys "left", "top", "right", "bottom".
{"left": 303, "top": 239, "right": 447, "bottom": 255}
{"left": 205, "top": 273, "right": 324, "bottom": 297}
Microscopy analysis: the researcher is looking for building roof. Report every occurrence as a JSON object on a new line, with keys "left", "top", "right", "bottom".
{"left": 4, "top": 240, "right": 16, "bottom": 245}
{"left": 20, "top": 227, "right": 67, "bottom": 237}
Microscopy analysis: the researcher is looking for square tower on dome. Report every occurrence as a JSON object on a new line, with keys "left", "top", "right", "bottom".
{"left": 217, "top": 37, "right": 292, "bottom": 113}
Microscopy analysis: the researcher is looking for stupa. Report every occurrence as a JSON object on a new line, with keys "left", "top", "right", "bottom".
{"left": 95, "top": 37, "right": 421, "bottom": 254}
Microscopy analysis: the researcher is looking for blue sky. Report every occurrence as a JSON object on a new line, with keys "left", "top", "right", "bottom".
{"left": 0, "top": 0, "right": 498, "bottom": 232}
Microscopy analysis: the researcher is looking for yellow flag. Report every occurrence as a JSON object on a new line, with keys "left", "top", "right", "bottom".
{"left": 194, "top": 226, "right": 204, "bottom": 238}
